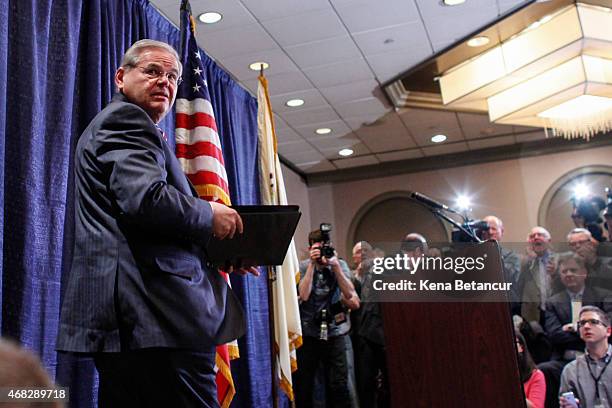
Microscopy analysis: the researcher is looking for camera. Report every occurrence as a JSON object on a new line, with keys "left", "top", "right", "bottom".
{"left": 572, "top": 192, "right": 607, "bottom": 242}
{"left": 319, "top": 223, "right": 336, "bottom": 258}
{"left": 452, "top": 219, "right": 489, "bottom": 242}
{"left": 604, "top": 187, "right": 612, "bottom": 219}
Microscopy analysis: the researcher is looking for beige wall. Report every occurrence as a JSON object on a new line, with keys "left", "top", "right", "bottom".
{"left": 281, "top": 163, "right": 311, "bottom": 259}
{"left": 304, "top": 145, "right": 612, "bottom": 259}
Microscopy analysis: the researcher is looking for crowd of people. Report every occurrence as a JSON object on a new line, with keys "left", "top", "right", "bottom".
{"left": 293, "top": 212, "right": 612, "bottom": 408}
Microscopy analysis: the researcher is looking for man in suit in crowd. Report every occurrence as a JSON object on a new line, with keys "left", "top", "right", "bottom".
{"left": 518, "top": 226, "right": 560, "bottom": 325}
{"left": 482, "top": 215, "right": 522, "bottom": 306}
{"left": 539, "top": 253, "right": 612, "bottom": 408}
{"left": 568, "top": 228, "right": 612, "bottom": 291}
{"left": 56, "top": 39, "right": 254, "bottom": 407}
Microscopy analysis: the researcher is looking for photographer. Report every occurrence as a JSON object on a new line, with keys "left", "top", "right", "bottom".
{"left": 294, "top": 226, "right": 359, "bottom": 408}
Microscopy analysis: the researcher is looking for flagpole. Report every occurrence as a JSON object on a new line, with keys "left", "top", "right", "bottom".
{"left": 267, "top": 265, "right": 279, "bottom": 408}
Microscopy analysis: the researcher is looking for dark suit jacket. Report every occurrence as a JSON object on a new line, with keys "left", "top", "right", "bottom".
{"left": 57, "top": 93, "right": 245, "bottom": 353}
{"left": 543, "top": 286, "right": 612, "bottom": 359}
{"left": 518, "top": 253, "right": 562, "bottom": 323}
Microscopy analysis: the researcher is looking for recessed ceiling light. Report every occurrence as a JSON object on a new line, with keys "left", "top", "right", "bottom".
{"left": 467, "top": 36, "right": 490, "bottom": 47}
{"left": 431, "top": 134, "right": 447, "bottom": 143}
{"left": 249, "top": 61, "right": 269, "bottom": 71}
{"left": 443, "top": 0, "right": 466, "bottom": 5}
{"left": 315, "top": 128, "right": 332, "bottom": 135}
{"left": 339, "top": 148, "right": 354, "bottom": 157}
{"left": 285, "top": 99, "right": 304, "bottom": 107}
{"left": 198, "top": 12, "right": 222, "bottom": 24}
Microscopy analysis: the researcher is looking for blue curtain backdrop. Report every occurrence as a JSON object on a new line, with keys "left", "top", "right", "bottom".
{"left": 0, "top": 0, "right": 272, "bottom": 407}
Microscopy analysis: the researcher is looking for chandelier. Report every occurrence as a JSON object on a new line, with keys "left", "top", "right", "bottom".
{"left": 439, "top": 2, "right": 612, "bottom": 140}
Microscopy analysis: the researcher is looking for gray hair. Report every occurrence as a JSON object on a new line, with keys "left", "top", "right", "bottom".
{"left": 567, "top": 227, "right": 592, "bottom": 241}
{"left": 120, "top": 39, "right": 182, "bottom": 75}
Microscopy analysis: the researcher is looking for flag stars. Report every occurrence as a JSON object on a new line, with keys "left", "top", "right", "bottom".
{"left": 193, "top": 84, "right": 201, "bottom": 92}
{"left": 194, "top": 50, "right": 201, "bottom": 59}
{"left": 193, "top": 67, "right": 202, "bottom": 76}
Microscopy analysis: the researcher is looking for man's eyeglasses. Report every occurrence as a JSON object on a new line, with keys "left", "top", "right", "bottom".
{"left": 577, "top": 318, "right": 608, "bottom": 328}
{"left": 569, "top": 239, "right": 591, "bottom": 248}
{"left": 131, "top": 65, "right": 182, "bottom": 85}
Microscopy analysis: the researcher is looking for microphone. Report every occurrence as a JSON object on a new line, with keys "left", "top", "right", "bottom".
{"left": 410, "top": 192, "right": 455, "bottom": 213}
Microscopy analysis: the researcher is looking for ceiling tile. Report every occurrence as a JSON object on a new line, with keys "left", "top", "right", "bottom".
{"left": 296, "top": 159, "right": 336, "bottom": 173}
{"left": 277, "top": 140, "right": 312, "bottom": 155}
{"left": 294, "top": 120, "right": 353, "bottom": 139}
{"left": 240, "top": 0, "right": 331, "bottom": 21}
{"left": 366, "top": 46, "right": 432, "bottom": 82}
{"left": 354, "top": 112, "right": 406, "bottom": 138}
{"left": 151, "top": 0, "right": 178, "bottom": 7}
{"left": 283, "top": 149, "right": 326, "bottom": 164}
{"left": 432, "top": 40, "right": 456, "bottom": 53}
{"left": 457, "top": 112, "right": 514, "bottom": 139}
{"left": 422, "top": 6, "right": 500, "bottom": 46}
{"left": 399, "top": 108, "right": 459, "bottom": 129}
{"left": 281, "top": 106, "right": 341, "bottom": 127}
{"left": 195, "top": 24, "right": 277, "bottom": 60}
{"left": 333, "top": 155, "right": 379, "bottom": 169}
{"left": 356, "top": 114, "right": 417, "bottom": 152}
{"left": 344, "top": 115, "right": 382, "bottom": 131}
{"left": 415, "top": 0, "right": 497, "bottom": 19}
{"left": 332, "top": 0, "right": 420, "bottom": 33}
{"left": 285, "top": 36, "right": 363, "bottom": 68}
{"left": 270, "top": 88, "right": 328, "bottom": 113}
{"left": 275, "top": 127, "right": 304, "bottom": 143}
{"left": 353, "top": 22, "right": 430, "bottom": 56}
{"left": 411, "top": 127, "right": 464, "bottom": 147}
{"left": 303, "top": 58, "right": 375, "bottom": 88}
{"left": 219, "top": 48, "right": 299, "bottom": 80}
{"left": 421, "top": 142, "right": 470, "bottom": 157}
{"left": 155, "top": 3, "right": 180, "bottom": 24}
{"left": 466, "top": 135, "right": 516, "bottom": 150}
{"left": 498, "top": 0, "right": 530, "bottom": 15}
{"left": 319, "top": 78, "right": 380, "bottom": 106}
{"left": 376, "top": 149, "right": 424, "bottom": 162}
{"left": 274, "top": 114, "right": 289, "bottom": 129}
{"left": 190, "top": 0, "right": 257, "bottom": 33}
{"left": 320, "top": 141, "right": 370, "bottom": 159}
{"left": 241, "top": 71, "right": 313, "bottom": 96}
{"left": 333, "top": 97, "right": 390, "bottom": 118}
{"left": 311, "top": 133, "right": 361, "bottom": 150}
{"left": 263, "top": 9, "right": 348, "bottom": 47}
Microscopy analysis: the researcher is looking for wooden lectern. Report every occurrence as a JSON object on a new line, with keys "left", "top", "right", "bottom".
{"left": 380, "top": 243, "right": 525, "bottom": 407}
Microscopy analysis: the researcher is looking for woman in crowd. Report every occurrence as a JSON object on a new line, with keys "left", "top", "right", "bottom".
{"left": 517, "top": 332, "right": 547, "bottom": 408}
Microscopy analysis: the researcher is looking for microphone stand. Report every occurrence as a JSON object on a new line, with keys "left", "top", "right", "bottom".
{"left": 412, "top": 198, "right": 482, "bottom": 243}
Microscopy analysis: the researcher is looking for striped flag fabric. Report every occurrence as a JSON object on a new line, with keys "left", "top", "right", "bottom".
{"left": 176, "top": 1, "right": 238, "bottom": 407}
{"left": 257, "top": 72, "right": 303, "bottom": 401}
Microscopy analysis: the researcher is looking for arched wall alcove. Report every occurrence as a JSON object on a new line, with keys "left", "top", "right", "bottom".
{"left": 345, "top": 191, "right": 449, "bottom": 259}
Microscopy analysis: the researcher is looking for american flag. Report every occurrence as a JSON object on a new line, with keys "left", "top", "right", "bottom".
{"left": 176, "top": 1, "right": 238, "bottom": 407}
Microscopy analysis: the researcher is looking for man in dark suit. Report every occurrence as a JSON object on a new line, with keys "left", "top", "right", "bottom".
{"left": 518, "top": 226, "right": 560, "bottom": 325}
{"left": 57, "top": 39, "right": 252, "bottom": 407}
{"left": 539, "top": 253, "right": 612, "bottom": 408}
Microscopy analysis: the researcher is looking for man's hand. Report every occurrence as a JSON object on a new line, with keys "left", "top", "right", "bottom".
{"left": 309, "top": 243, "right": 325, "bottom": 265}
{"left": 559, "top": 396, "right": 579, "bottom": 408}
{"left": 562, "top": 323, "right": 577, "bottom": 333}
{"left": 210, "top": 202, "right": 243, "bottom": 240}
{"left": 576, "top": 241, "right": 597, "bottom": 265}
{"left": 220, "top": 264, "right": 260, "bottom": 277}
{"left": 546, "top": 257, "right": 558, "bottom": 276}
